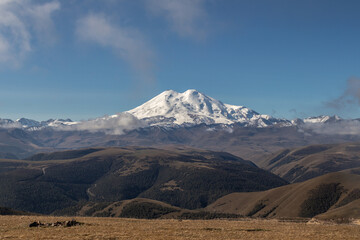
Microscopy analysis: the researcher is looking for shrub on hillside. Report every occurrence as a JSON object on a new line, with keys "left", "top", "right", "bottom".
{"left": 299, "top": 183, "right": 344, "bottom": 218}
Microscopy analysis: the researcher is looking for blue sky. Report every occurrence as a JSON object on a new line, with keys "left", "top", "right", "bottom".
{"left": 0, "top": 0, "right": 360, "bottom": 121}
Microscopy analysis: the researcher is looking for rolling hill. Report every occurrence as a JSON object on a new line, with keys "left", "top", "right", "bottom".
{"left": 0, "top": 206, "right": 32, "bottom": 216}
{"left": 0, "top": 147, "right": 287, "bottom": 214}
{"left": 206, "top": 171, "right": 360, "bottom": 222}
{"left": 54, "top": 198, "right": 240, "bottom": 219}
{"left": 258, "top": 142, "right": 360, "bottom": 182}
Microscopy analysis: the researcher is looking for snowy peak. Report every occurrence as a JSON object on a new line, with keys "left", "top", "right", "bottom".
{"left": 16, "top": 118, "right": 41, "bottom": 128}
{"left": 128, "top": 89, "right": 290, "bottom": 127}
{"left": 128, "top": 89, "right": 230, "bottom": 124}
{"left": 0, "top": 118, "right": 76, "bottom": 130}
{"left": 303, "top": 115, "right": 342, "bottom": 124}
{"left": 291, "top": 115, "right": 343, "bottom": 125}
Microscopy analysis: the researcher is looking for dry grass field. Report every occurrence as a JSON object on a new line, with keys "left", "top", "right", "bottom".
{"left": 0, "top": 216, "right": 359, "bottom": 240}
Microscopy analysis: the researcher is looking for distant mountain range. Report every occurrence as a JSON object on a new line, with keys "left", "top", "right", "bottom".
{"left": 1, "top": 89, "right": 360, "bottom": 160}
{"left": 0, "top": 89, "right": 350, "bottom": 131}
{"left": 0, "top": 118, "right": 75, "bottom": 130}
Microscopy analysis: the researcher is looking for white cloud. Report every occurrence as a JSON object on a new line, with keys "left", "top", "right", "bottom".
{"left": 302, "top": 121, "right": 360, "bottom": 135}
{"left": 0, "top": 0, "right": 60, "bottom": 67}
{"left": 76, "top": 13, "right": 155, "bottom": 83}
{"left": 146, "top": 0, "right": 207, "bottom": 40}
{"left": 56, "top": 113, "right": 148, "bottom": 135}
{"left": 0, "top": 112, "right": 146, "bottom": 135}
{"left": 0, "top": 2, "right": 31, "bottom": 65}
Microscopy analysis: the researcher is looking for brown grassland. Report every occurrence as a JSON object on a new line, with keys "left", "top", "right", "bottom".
{"left": 0, "top": 215, "right": 359, "bottom": 240}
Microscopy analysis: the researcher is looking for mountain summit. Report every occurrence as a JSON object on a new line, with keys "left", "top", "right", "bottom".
{"left": 127, "top": 89, "right": 290, "bottom": 127}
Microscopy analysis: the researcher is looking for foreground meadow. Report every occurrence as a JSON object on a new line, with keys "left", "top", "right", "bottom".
{"left": 0, "top": 215, "right": 359, "bottom": 240}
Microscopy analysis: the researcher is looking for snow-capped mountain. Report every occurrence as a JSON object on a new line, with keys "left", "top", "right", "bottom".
{"left": 291, "top": 115, "right": 342, "bottom": 125}
{"left": 127, "top": 89, "right": 291, "bottom": 127}
{"left": 43, "top": 119, "right": 77, "bottom": 128}
{"left": 0, "top": 118, "right": 77, "bottom": 130}
{"left": 16, "top": 118, "right": 41, "bottom": 128}
{"left": 303, "top": 115, "right": 341, "bottom": 124}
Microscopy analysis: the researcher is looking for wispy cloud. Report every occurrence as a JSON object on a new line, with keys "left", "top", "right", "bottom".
{"left": 0, "top": 1, "right": 31, "bottom": 66}
{"left": 26, "top": 1, "right": 60, "bottom": 45}
{"left": 0, "top": 0, "right": 60, "bottom": 67}
{"left": 76, "top": 13, "right": 155, "bottom": 83}
{"left": 325, "top": 77, "right": 360, "bottom": 109}
{"left": 145, "top": 0, "right": 207, "bottom": 40}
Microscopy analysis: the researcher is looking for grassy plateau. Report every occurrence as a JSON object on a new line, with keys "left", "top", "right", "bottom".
{"left": 0, "top": 215, "right": 359, "bottom": 240}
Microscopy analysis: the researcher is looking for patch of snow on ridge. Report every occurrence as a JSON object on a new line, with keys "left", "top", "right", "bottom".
{"left": 303, "top": 115, "right": 342, "bottom": 124}
{"left": 304, "top": 116, "right": 331, "bottom": 123}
